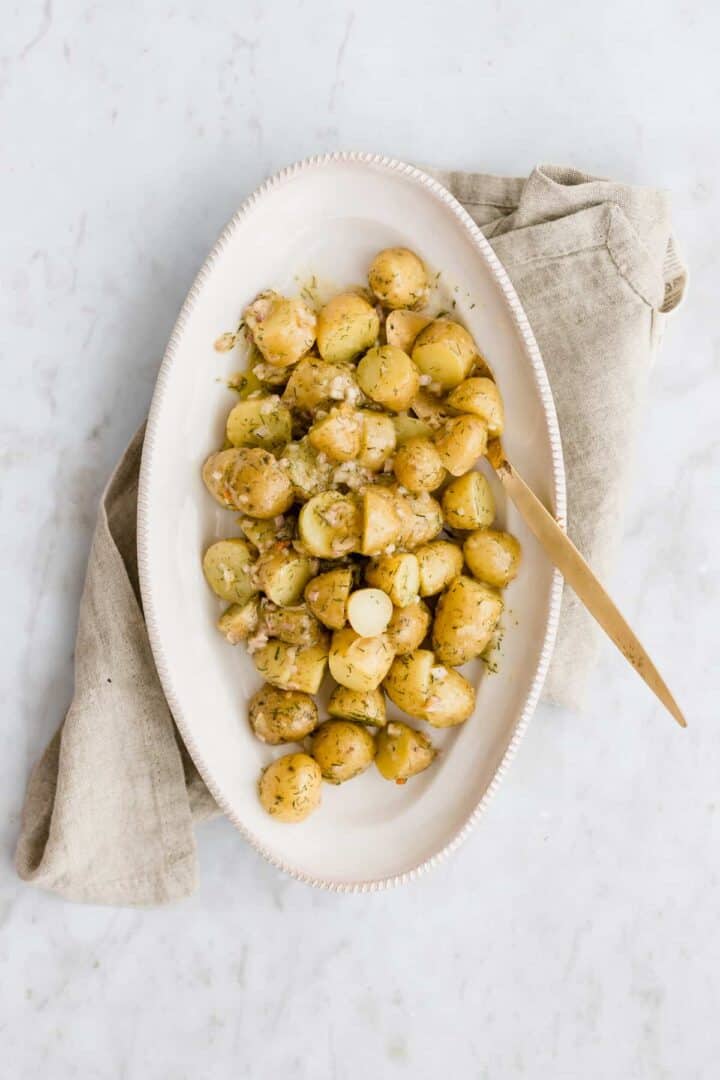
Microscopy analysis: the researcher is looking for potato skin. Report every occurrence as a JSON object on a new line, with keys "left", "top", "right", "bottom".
{"left": 385, "top": 311, "right": 433, "bottom": 353}
{"left": 365, "top": 552, "right": 420, "bottom": 608}
{"left": 282, "top": 357, "right": 362, "bottom": 413}
{"left": 298, "top": 490, "right": 361, "bottom": 558}
{"left": 385, "top": 599, "right": 431, "bottom": 656}
{"left": 360, "top": 486, "right": 402, "bottom": 556}
{"left": 396, "top": 490, "right": 444, "bottom": 549}
{"left": 245, "top": 292, "right": 316, "bottom": 368}
{"left": 258, "top": 753, "right": 322, "bottom": 822}
{"left": 248, "top": 684, "right": 319, "bottom": 744}
{"left": 226, "top": 395, "right": 292, "bottom": 450}
{"left": 316, "top": 292, "right": 379, "bottom": 363}
{"left": 434, "top": 415, "right": 488, "bottom": 476}
{"left": 255, "top": 544, "right": 318, "bottom": 606}
{"left": 217, "top": 597, "right": 260, "bottom": 644}
{"left": 251, "top": 640, "right": 329, "bottom": 694}
{"left": 375, "top": 721, "right": 435, "bottom": 783}
{"left": 202, "top": 539, "right": 257, "bottom": 604}
{"left": 441, "top": 471, "right": 495, "bottom": 530}
{"left": 415, "top": 540, "right": 464, "bottom": 597}
{"left": 358, "top": 411, "right": 396, "bottom": 471}
{"left": 368, "top": 248, "right": 428, "bottom": 310}
{"left": 308, "top": 405, "right": 364, "bottom": 463}
{"left": 423, "top": 664, "right": 476, "bottom": 727}
{"left": 392, "top": 412, "right": 434, "bottom": 445}
{"left": 356, "top": 346, "right": 420, "bottom": 412}
{"left": 393, "top": 437, "right": 446, "bottom": 493}
{"left": 259, "top": 600, "right": 328, "bottom": 646}
{"left": 311, "top": 720, "right": 376, "bottom": 784}
{"left": 327, "top": 685, "right": 387, "bottom": 727}
{"left": 383, "top": 649, "right": 435, "bottom": 717}
{"left": 304, "top": 568, "right": 353, "bottom": 630}
{"left": 329, "top": 628, "right": 395, "bottom": 691}
{"left": 464, "top": 528, "right": 522, "bottom": 588}
{"left": 432, "top": 575, "right": 503, "bottom": 666}
{"left": 207, "top": 447, "right": 294, "bottom": 518}
{"left": 278, "top": 438, "right": 334, "bottom": 502}
{"left": 446, "top": 377, "right": 505, "bottom": 437}
{"left": 411, "top": 319, "right": 477, "bottom": 389}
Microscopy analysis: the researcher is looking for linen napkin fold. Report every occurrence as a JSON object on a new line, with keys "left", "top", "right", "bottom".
{"left": 16, "top": 164, "right": 687, "bottom": 906}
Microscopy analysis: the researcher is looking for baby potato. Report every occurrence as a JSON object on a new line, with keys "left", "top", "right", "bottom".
{"left": 396, "top": 490, "right": 444, "bottom": 549}
{"left": 375, "top": 721, "right": 435, "bottom": 783}
{"left": 365, "top": 552, "right": 420, "bottom": 608}
{"left": 415, "top": 540, "right": 464, "bottom": 597}
{"left": 393, "top": 437, "right": 446, "bottom": 492}
{"left": 356, "top": 346, "right": 420, "bottom": 412}
{"left": 248, "top": 683, "right": 319, "bottom": 745}
{"left": 423, "top": 664, "right": 476, "bottom": 728}
{"left": 258, "top": 753, "right": 322, "bottom": 822}
{"left": 245, "top": 292, "right": 316, "bottom": 368}
{"left": 282, "top": 356, "right": 362, "bottom": 413}
{"left": 202, "top": 449, "right": 246, "bottom": 510}
{"left": 392, "top": 412, "right": 434, "bottom": 445}
{"left": 383, "top": 649, "right": 435, "bottom": 716}
{"left": 327, "top": 685, "right": 387, "bottom": 727}
{"left": 441, "top": 471, "right": 495, "bottom": 530}
{"left": 432, "top": 575, "right": 503, "bottom": 666}
{"left": 278, "top": 438, "right": 334, "bottom": 502}
{"left": 308, "top": 405, "right": 364, "bottom": 463}
{"left": 316, "top": 292, "right": 379, "bottom": 363}
{"left": 329, "top": 628, "right": 394, "bottom": 692}
{"left": 202, "top": 538, "right": 257, "bottom": 604}
{"left": 238, "top": 515, "right": 294, "bottom": 553}
{"left": 385, "top": 599, "right": 431, "bottom": 656}
{"left": 385, "top": 310, "right": 433, "bottom": 353}
{"left": 304, "top": 567, "right": 353, "bottom": 630}
{"left": 311, "top": 720, "right": 376, "bottom": 784}
{"left": 446, "top": 376, "right": 505, "bottom": 437}
{"left": 434, "top": 415, "right": 488, "bottom": 476}
{"left": 347, "top": 588, "right": 393, "bottom": 637}
{"left": 226, "top": 395, "right": 292, "bottom": 450}
{"left": 368, "top": 247, "right": 428, "bottom": 310}
{"left": 228, "top": 447, "right": 295, "bottom": 518}
{"left": 298, "top": 490, "right": 361, "bottom": 558}
{"left": 358, "top": 411, "right": 396, "bottom": 471}
{"left": 256, "top": 544, "right": 318, "bottom": 606}
{"left": 412, "top": 319, "right": 477, "bottom": 389}
{"left": 464, "top": 528, "right": 522, "bottom": 588}
{"left": 360, "top": 486, "right": 402, "bottom": 556}
{"left": 217, "top": 596, "right": 260, "bottom": 644}
{"left": 252, "top": 640, "right": 329, "bottom": 694}
{"left": 259, "top": 600, "right": 328, "bottom": 647}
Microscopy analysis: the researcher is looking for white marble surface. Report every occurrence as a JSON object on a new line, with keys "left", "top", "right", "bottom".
{"left": 1, "top": 1, "right": 718, "bottom": 1077}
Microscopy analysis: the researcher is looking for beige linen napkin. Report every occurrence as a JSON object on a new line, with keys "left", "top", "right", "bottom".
{"left": 16, "top": 165, "right": 687, "bottom": 906}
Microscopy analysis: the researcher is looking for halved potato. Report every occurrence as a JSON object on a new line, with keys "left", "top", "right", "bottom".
{"left": 415, "top": 540, "right": 464, "bottom": 596}
{"left": 358, "top": 411, "right": 396, "bottom": 471}
{"left": 311, "top": 720, "right": 376, "bottom": 784}
{"left": 397, "top": 490, "right": 444, "bottom": 549}
{"left": 356, "top": 346, "right": 420, "bottom": 412}
{"left": 217, "top": 596, "right": 260, "bottom": 644}
{"left": 434, "top": 415, "right": 488, "bottom": 476}
{"left": 259, "top": 599, "right": 328, "bottom": 646}
{"left": 463, "top": 528, "right": 522, "bottom": 588}
{"left": 282, "top": 356, "right": 362, "bottom": 413}
{"left": 308, "top": 405, "right": 364, "bottom": 463}
{"left": 411, "top": 319, "right": 477, "bottom": 389}
{"left": 202, "top": 538, "right": 257, "bottom": 604}
{"left": 423, "top": 664, "right": 476, "bottom": 727}
{"left": 238, "top": 515, "right": 294, "bottom": 552}
{"left": 346, "top": 588, "right": 393, "bottom": 637}
{"left": 375, "top": 721, "right": 435, "bottom": 783}
{"left": 327, "top": 685, "right": 387, "bottom": 727}
{"left": 365, "top": 552, "right": 420, "bottom": 608}
{"left": 226, "top": 396, "right": 292, "bottom": 450}
{"left": 385, "top": 599, "right": 431, "bottom": 656}
{"left": 298, "top": 490, "right": 361, "bottom": 558}
{"left": 244, "top": 291, "right": 317, "bottom": 368}
{"left": 383, "top": 649, "right": 435, "bottom": 717}
{"left": 392, "top": 412, "right": 434, "bottom": 445}
{"left": 360, "top": 486, "right": 402, "bottom": 556}
{"left": 446, "top": 376, "right": 505, "bottom": 437}
{"left": 432, "top": 575, "right": 503, "bottom": 666}
{"left": 316, "top": 292, "right": 379, "bottom": 363}
{"left": 255, "top": 544, "right": 317, "bottom": 606}
{"left": 393, "top": 437, "right": 446, "bottom": 492}
{"left": 304, "top": 568, "right": 353, "bottom": 629}
{"left": 441, "top": 471, "right": 495, "bottom": 530}
{"left": 385, "top": 310, "right": 433, "bottom": 353}
{"left": 251, "top": 639, "right": 329, "bottom": 694}
{"left": 328, "top": 628, "right": 394, "bottom": 691}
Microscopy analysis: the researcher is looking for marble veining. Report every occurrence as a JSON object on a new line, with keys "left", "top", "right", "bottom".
{"left": 1, "top": 2, "right": 718, "bottom": 1077}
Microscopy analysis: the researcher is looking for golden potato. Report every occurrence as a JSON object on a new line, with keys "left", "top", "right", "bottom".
{"left": 255, "top": 544, "right": 318, "bottom": 606}
{"left": 327, "top": 685, "right": 387, "bottom": 727}
{"left": 282, "top": 356, "right": 362, "bottom": 413}
{"left": 464, "top": 528, "right": 522, "bottom": 588}
{"left": 226, "top": 395, "right": 292, "bottom": 450}
{"left": 432, "top": 575, "right": 503, "bottom": 665}
{"left": 217, "top": 597, "right": 260, "bottom": 644}
{"left": 316, "top": 292, "right": 379, "bottom": 363}
{"left": 423, "top": 664, "right": 476, "bottom": 727}
{"left": 385, "top": 310, "right": 433, "bottom": 353}
{"left": 356, "top": 346, "right": 420, "bottom": 412}
{"left": 434, "top": 415, "right": 488, "bottom": 476}
{"left": 346, "top": 588, "right": 393, "bottom": 637}
{"left": 328, "top": 628, "right": 394, "bottom": 691}
{"left": 365, "top": 552, "right": 420, "bottom": 608}
{"left": 383, "top": 649, "right": 435, "bottom": 716}
{"left": 415, "top": 540, "right": 464, "bottom": 596}
{"left": 446, "top": 376, "right": 505, "bottom": 437}
{"left": 298, "top": 490, "right": 361, "bottom": 558}
{"left": 393, "top": 437, "right": 446, "bottom": 492}
{"left": 358, "top": 411, "right": 396, "bottom": 471}
{"left": 360, "top": 486, "right": 402, "bottom": 556}
{"left": 396, "top": 490, "right": 444, "bottom": 549}
{"left": 308, "top": 405, "right": 364, "bottom": 463}
{"left": 210, "top": 447, "right": 294, "bottom": 518}
{"left": 392, "top": 412, "right": 434, "bottom": 445}
{"left": 202, "top": 449, "right": 246, "bottom": 510}
{"left": 368, "top": 247, "right": 428, "bottom": 310}
{"left": 238, "top": 514, "right": 293, "bottom": 553}
{"left": 248, "top": 684, "right": 319, "bottom": 744}
{"left": 304, "top": 568, "right": 353, "bottom": 630}
{"left": 202, "top": 538, "right": 257, "bottom": 604}
{"left": 278, "top": 438, "right": 334, "bottom": 502}
{"left": 244, "top": 292, "right": 316, "bottom": 368}
{"left": 375, "top": 721, "right": 435, "bottom": 783}
{"left": 258, "top": 753, "right": 322, "bottom": 822}
{"left": 259, "top": 600, "right": 328, "bottom": 646}
{"left": 311, "top": 720, "right": 376, "bottom": 784}
{"left": 441, "top": 471, "right": 495, "bottom": 530}
{"left": 385, "top": 599, "right": 431, "bottom": 656}
{"left": 412, "top": 319, "right": 477, "bottom": 389}
{"left": 251, "top": 640, "right": 329, "bottom": 694}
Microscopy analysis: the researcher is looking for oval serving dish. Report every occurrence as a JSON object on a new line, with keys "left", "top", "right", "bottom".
{"left": 137, "top": 152, "right": 565, "bottom": 890}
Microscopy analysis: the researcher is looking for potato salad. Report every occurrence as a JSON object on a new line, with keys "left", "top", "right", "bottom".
{"left": 202, "top": 246, "right": 522, "bottom": 823}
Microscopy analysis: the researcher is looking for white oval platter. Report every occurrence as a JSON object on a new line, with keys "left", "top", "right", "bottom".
{"left": 137, "top": 152, "right": 565, "bottom": 890}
